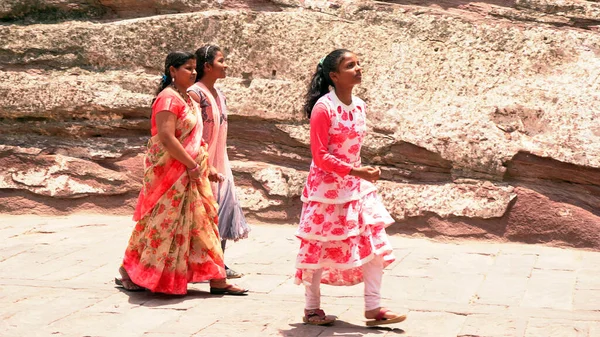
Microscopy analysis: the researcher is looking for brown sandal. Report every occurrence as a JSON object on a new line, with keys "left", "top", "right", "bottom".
{"left": 365, "top": 308, "right": 406, "bottom": 326}
{"left": 303, "top": 309, "right": 336, "bottom": 326}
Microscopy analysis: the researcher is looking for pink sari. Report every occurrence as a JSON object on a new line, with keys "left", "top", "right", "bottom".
{"left": 123, "top": 88, "right": 226, "bottom": 295}
{"left": 188, "top": 82, "right": 250, "bottom": 241}
{"left": 188, "top": 82, "right": 233, "bottom": 190}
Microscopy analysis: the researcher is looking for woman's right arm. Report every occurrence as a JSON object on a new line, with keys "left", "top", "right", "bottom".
{"left": 155, "top": 111, "right": 201, "bottom": 179}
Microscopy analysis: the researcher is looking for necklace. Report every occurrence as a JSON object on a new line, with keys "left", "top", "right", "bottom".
{"left": 170, "top": 83, "right": 193, "bottom": 108}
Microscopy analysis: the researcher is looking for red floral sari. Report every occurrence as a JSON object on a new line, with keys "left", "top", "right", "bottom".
{"left": 123, "top": 88, "right": 226, "bottom": 295}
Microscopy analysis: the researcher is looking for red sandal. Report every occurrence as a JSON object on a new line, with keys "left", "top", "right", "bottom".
{"left": 303, "top": 309, "right": 336, "bottom": 326}
{"left": 365, "top": 308, "right": 406, "bottom": 326}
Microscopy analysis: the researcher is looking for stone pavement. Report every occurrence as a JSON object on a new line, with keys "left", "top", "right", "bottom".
{"left": 1, "top": 214, "right": 599, "bottom": 337}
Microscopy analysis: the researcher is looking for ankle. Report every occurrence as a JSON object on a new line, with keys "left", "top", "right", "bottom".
{"left": 364, "top": 307, "right": 382, "bottom": 318}
{"left": 210, "top": 278, "right": 227, "bottom": 287}
{"left": 305, "top": 308, "right": 324, "bottom": 315}
{"left": 305, "top": 307, "right": 321, "bottom": 312}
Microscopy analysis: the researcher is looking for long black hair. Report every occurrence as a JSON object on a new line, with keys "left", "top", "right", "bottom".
{"left": 155, "top": 51, "right": 196, "bottom": 96}
{"left": 302, "top": 49, "right": 351, "bottom": 118}
{"left": 194, "top": 44, "right": 222, "bottom": 81}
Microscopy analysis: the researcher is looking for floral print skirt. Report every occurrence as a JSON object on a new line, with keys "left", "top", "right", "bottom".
{"left": 294, "top": 191, "right": 395, "bottom": 286}
{"left": 123, "top": 156, "right": 226, "bottom": 295}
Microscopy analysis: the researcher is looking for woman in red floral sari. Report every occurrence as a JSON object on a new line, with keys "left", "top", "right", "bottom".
{"left": 115, "top": 51, "right": 248, "bottom": 296}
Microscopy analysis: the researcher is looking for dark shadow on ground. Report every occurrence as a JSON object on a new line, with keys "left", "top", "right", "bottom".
{"left": 281, "top": 320, "right": 405, "bottom": 337}
{"left": 115, "top": 286, "right": 237, "bottom": 307}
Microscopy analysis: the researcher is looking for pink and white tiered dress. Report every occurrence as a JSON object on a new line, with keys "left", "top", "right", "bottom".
{"left": 294, "top": 91, "right": 396, "bottom": 287}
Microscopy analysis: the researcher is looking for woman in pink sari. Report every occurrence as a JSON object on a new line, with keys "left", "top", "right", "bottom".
{"left": 188, "top": 45, "right": 251, "bottom": 279}
{"left": 115, "top": 51, "right": 248, "bottom": 295}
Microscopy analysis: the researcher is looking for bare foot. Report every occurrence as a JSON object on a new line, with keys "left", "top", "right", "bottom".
{"left": 116, "top": 266, "right": 144, "bottom": 291}
{"left": 209, "top": 278, "right": 248, "bottom": 294}
{"left": 365, "top": 307, "right": 400, "bottom": 319}
{"left": 210, "top": 283, "right": 246, "bottom": 292}
{"left": 365, "top": 307, "right": 406, "bottom": 326}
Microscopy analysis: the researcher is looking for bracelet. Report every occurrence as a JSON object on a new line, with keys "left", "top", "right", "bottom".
{"left": 187, "top": 164, "right": 199, "bottom": 172}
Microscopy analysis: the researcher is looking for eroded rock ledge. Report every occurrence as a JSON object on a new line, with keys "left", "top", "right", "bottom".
{"left": 1, "top": 0, "right": 599, "bottom": 250}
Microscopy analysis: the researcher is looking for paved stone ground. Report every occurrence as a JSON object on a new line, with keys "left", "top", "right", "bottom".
{"left": 1, "top": 214, "right": 599, "bottom": 337}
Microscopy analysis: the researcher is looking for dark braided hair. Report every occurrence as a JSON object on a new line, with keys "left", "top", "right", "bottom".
{"left": 155, "top": 51, "right": 196, "bottom": 96}
{"left": 194, "top": 44, "right": 222, "bottom": 81}
{"left": 302, "top": 49, "right": 351, "bottom": 118}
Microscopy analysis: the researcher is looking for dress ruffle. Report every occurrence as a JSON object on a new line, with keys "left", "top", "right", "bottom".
{"left": 294, "top": 191, "right": 395, "bottom": 286}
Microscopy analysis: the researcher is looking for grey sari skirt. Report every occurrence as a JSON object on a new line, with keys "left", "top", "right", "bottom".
{"left": 216, "top": 178, "right": 250, "bottom": 241}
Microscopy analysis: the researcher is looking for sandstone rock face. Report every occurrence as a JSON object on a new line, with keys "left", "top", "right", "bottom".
{"left": 1, "top": 0, "right": 599, "bottom": 249}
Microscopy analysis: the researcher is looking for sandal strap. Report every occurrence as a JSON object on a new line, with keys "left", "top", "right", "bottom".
{"left": 375, "top": 308, "right": 390, "bottom": 321}
{"left": 305, "top": 309, "right": 326, "bottom": 319}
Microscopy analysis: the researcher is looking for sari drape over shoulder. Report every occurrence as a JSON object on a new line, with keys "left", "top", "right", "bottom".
{"left": 188, "top": 83, "right": 250, "bottom": 241}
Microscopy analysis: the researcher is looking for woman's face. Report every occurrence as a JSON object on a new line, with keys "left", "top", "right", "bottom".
{"left": 171, "top": 59, "right": 197, "bottom": 89}
{"left": 330, "top": 52, "right": 362, "bottom": 87}
{"left": 205, "top": 51, "right": 227, "bottom": 79}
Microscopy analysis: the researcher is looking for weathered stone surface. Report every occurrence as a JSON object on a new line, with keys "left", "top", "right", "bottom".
{"left": 0, "top": 0, "right": 282, "bottom": 22}
{"left": 0, "top": 144, "right": 138, "bottom": 198}
{"left": 524, "top": 318, "right": 590, "bottom": 337}
{"left": 3, "top": 215, "right": 600, "bottom": 336}
{"left": 522, "top": 269, "right": 577, "bottom": 310}
{"left": 0, "top": 137, "right": 143, "bottom": 214}
{"left": 516, "top": 0, "right": 600, "bottom": 24}
{"left": 1, "top": 0, "right": 599, "bottom": 250}
{"left": 0, "top": 0, "right": 106, "bottom": 22}
{"left": 458, "top": 314, "right": 527, "bottom": 337}
{"left": 379, "top": 181, "right": 516, "bottom": 220}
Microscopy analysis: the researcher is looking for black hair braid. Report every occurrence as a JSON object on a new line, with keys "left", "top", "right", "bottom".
{"left": 155, "top": 51, "right": 196, "bottom": 97}
{"left": 302, "top": 49, "right": 351, "bottom": 118}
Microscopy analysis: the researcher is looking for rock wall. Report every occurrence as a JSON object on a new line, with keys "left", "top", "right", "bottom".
{"left": 1, "top": 0, "right": 599, "bottom": 249}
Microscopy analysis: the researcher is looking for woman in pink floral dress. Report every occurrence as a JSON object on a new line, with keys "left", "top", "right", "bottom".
{"left": 115, "top": 51, "right": 248, "bottom": 296}
{"left": 295, "top": 49, "right": 406, "bottom": 326}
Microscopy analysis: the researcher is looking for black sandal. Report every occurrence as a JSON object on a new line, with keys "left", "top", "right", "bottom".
{"left": 115, "top": 266, "right": 145, "bottom": 292}
{"left": 114, "top": 277, "right": 145, "bottom": 292}
{"left": 209, "top": 284, "right": 249, "bottom": 295}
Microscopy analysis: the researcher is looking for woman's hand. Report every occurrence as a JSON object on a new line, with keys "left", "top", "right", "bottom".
{"left": 350, "top": 166, "right": 381, "bottom": 183}
{"left": 187, "top": 164, "right": 201, "bottom": 180}
{"left": 208, "top": 166, "right": 225, "bottom": 183}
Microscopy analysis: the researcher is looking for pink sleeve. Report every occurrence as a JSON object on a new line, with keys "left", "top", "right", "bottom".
{"left": 310, "top": 103, "right": 353, "bottom": 177}
{"left": 152, "top": 93, "right": 185, "bottom": 118}
{"left": 150, "top": 92, "right": 186, "bottom": 136}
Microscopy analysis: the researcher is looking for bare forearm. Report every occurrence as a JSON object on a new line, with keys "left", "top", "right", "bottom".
{"left": 159, "top": 134, "right": 197, "bottom": 169}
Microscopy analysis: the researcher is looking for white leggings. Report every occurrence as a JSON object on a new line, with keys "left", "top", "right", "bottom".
{"left": 305, "top": 255, "right": 384, "bottom": 311}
